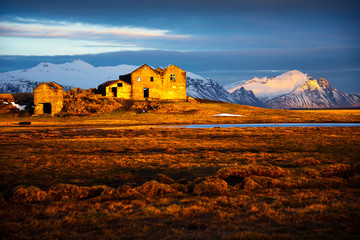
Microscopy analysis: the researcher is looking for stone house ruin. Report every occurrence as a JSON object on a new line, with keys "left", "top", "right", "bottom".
{"left": 98, "top": 64, "right": 186, "bottom": 100}
{"left": 34, "top": 82, "right": 63, "bottom": 115}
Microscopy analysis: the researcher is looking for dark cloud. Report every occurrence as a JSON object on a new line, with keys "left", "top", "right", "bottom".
{"left": 2, "top": 0, "right": 359, "bottom": 25}
{"left": 2, "top": 0, "right": 359, "bottom": 12}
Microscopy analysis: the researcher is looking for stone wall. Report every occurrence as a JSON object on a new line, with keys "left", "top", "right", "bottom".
{"left": 105, "top": 80, "right": 131, "bottom": 99}
{"left": 130, "top": 65, "right": 163, "bottom": 100}
{"left": 161, "top": 65, "right": 187, "bottom": 100}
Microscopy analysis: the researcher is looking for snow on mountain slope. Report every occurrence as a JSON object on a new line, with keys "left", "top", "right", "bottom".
{"left": 0, "top": 59, "right": 138, "bottom": 90}
{"left": 186, "top": 76, "right": 239, "bottom": 103}
{"left": 230, "top": 87, "right": 264, "bottom": 107}
{"left": 0, "top": 80, "right": 42, "bottom": 94}
{"left": 229, "top": 70, "right": 309, "bottom": 100}
{"left": 223, "top": 80, "right": 247, "bottom": 91}
{"left": 267, "top": 77, "right": 360, "bottom": 109}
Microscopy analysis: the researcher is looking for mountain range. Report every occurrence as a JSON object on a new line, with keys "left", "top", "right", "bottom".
{"left": 0, "top": 60, "right": 359, "bottom": 109}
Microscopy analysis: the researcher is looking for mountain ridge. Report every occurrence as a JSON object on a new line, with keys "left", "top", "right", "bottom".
{"left": 1, "top": 60, "right": 359, "bottom": 109}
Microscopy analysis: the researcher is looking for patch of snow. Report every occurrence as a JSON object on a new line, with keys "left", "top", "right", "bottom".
{"left": 223, "top": 80, "right": 247, "bottom": 91}
{"left": 213, "top": 113, "right": 243, "bottom": 117}
{"left": 186, "top": 72, "right": 208, "bottom": 81}
{"left": 11, "top": 102, "right": 26, "bottom": 111}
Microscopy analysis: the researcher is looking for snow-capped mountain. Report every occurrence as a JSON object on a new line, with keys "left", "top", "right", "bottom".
{"left": 267, "top": 77, "right": 360, "bottom": 109}
{"left": 228, "top": 70, "right": 309, "bottom": 101}
{"left": 0, "top": 59, "right": 138, "bottom": 90}
{"left": 227, "top": 70, "right": 360, "bottom": 109}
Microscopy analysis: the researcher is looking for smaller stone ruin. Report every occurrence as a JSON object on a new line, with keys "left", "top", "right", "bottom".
{"left": 34, "top": 82, "right": 63, "bottom": 115}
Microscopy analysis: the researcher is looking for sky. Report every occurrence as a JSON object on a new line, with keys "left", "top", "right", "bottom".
{"left": 0, "top": 0, "right": 359, "bottom": 93}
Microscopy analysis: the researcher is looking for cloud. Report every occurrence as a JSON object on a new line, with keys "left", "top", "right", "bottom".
{"left": 0, "top": 17, "right": 192, "bottom": 55}
{"left": 0, "top": 17, "right": 190, "bottom": 39}
{"left": 0, "top": 37, "right": 152, "bottom": 55}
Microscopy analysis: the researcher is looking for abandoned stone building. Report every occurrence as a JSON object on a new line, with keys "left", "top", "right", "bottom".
{"left": 34, "top": 82, "right": 63, "bottom": 115}
{"left": 98, "top": 64, "right": 187, "bottom": 100}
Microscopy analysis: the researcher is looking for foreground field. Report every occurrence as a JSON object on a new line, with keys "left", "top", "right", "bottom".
{"left": 1, "top": 124, "right": 359, "bottom": 239}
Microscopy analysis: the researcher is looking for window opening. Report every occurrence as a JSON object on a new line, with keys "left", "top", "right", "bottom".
{"left": 117, "top": 83, "right": 123, "bottom": 87}
{"left": 150, "top": 77, "right": 154, "bottom": 82}
{"left": 137, "top": 77, "right": 141, "bottom": 82}
{"left": 170, "top": 74, "right": 176, "bottom": 81}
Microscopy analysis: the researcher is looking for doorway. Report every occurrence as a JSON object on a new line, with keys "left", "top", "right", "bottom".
{"left": 42, "top": 103, "right": 52, "bottom": 114}
{"left": 112, "top": 87, "right": 117, "bottom": 97}
{"left": 144, "top": 88, "right": 149, "bottom": 98}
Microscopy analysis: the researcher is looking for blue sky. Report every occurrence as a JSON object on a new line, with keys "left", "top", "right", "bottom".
{"left": 0, "top": 0, "right": 359, "bottom": 93}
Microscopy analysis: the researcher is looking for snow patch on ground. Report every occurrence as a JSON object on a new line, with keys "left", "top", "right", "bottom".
{"left": 11, "top": 102, "right": 26, "bottom": 111}
{"left": 213, "top": 113, "right": 243, "bottom": 117}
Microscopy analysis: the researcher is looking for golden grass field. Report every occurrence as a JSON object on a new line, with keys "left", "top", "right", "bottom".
{"left": 0, "top": 101, "right": 359, "bottom": 239}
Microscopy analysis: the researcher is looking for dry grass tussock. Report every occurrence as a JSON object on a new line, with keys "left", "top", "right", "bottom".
{"left": 217, "top": 165, "right": 287, "bottom": 180}
{"left": 320, "top": 163, "right": 359, "bottom": 178}
{"left": 193, "top": 177, "right": 229, "bottom": 196}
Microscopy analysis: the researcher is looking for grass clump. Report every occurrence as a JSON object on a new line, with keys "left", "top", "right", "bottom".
{"left": 48, "top": 183, "right": 102, "bottom": 201}
{"left": 293, "top": 157, "right": 321, "bottom": 166}
{"left": 242, "top": 176, "right": 281, "bottom": 190}
{"left": 320, "top": 164, "right": 358, "bottom": 178}
{"left": 217, "top": 165, "right": 287, "bottom": 181}
{"left": 10, "top": 186, "right": 48, "bottom": 203}
{"left": 193, "top": 177, "right": 229, "bottom": 196}
{"left": 137, "top": 180, "right": 177, "bottom": 197}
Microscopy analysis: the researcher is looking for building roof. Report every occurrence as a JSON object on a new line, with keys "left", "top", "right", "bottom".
{"left": 98, "top": 80, "right": 121, "bottom": 87}
{"left": 49, "top": 82, "right": 63, "bottom": 89}
{"left": 34, "top": 81, "right": 63, "bottom": 90}
{"left": 118, "top": 73, "right": 132, "bottom": 84}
